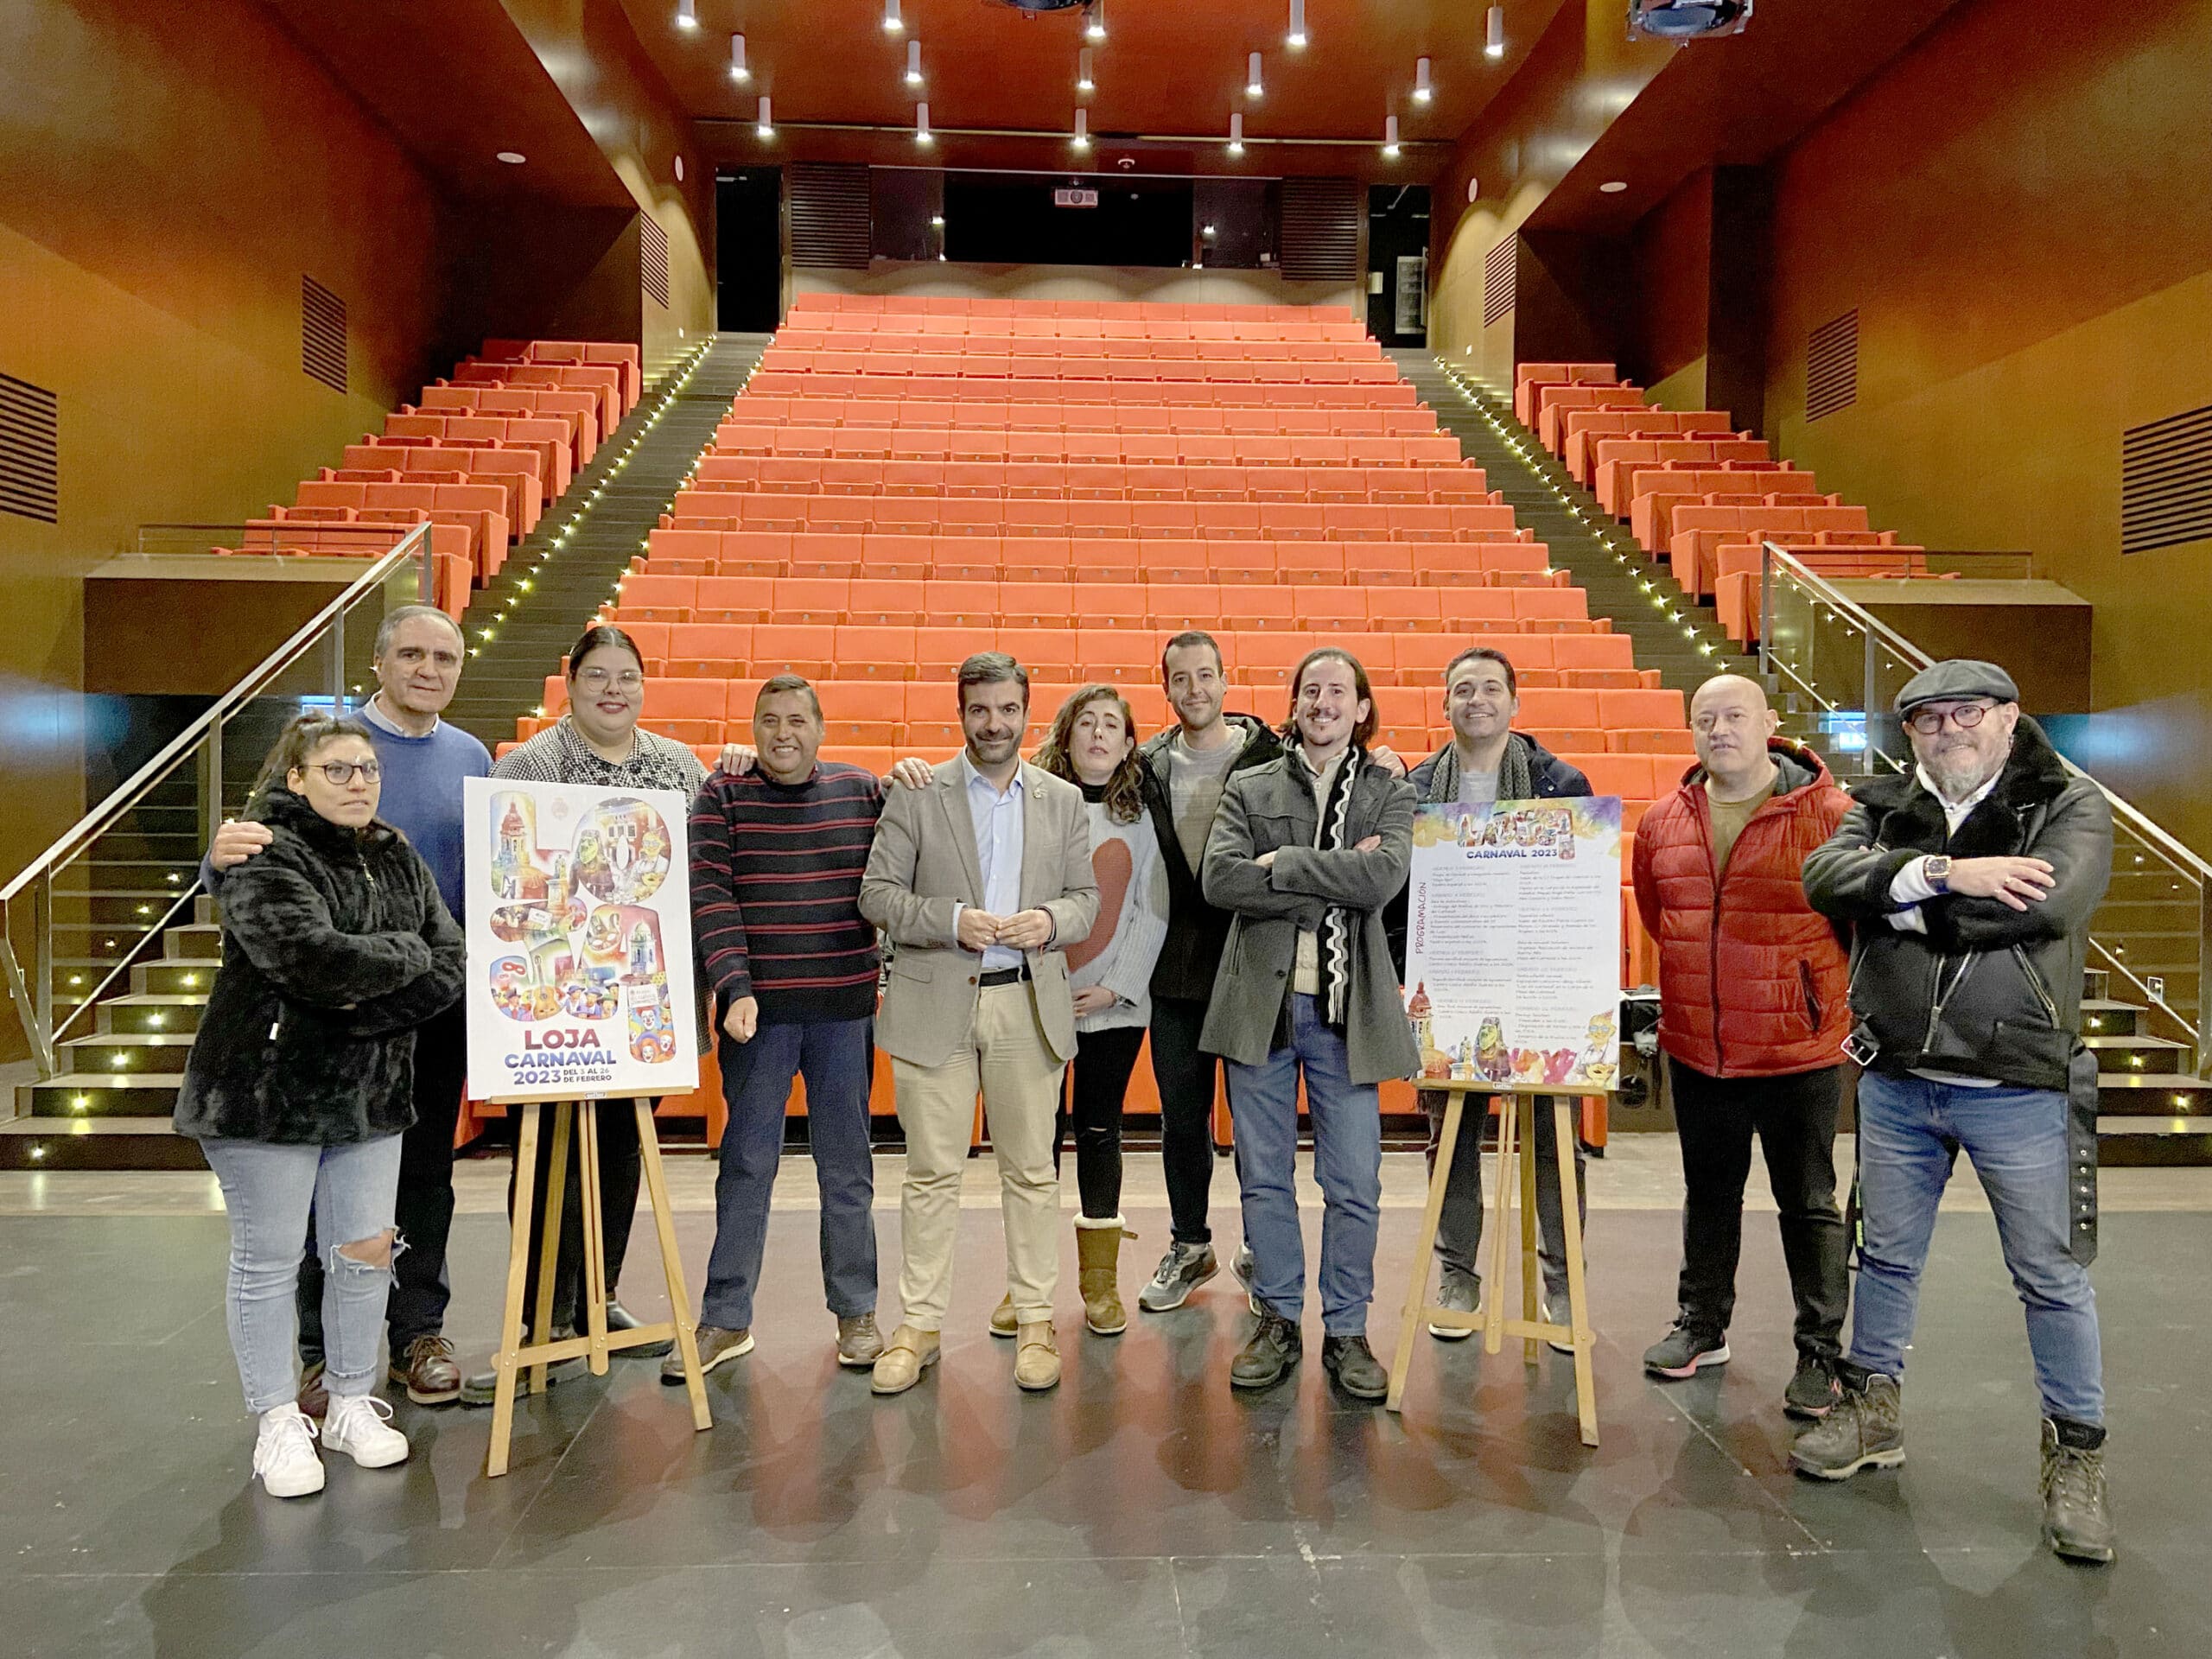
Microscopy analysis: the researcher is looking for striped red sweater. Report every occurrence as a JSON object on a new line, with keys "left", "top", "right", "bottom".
{"left": 690, "top": 762, "right": 885, "bottom": 1025}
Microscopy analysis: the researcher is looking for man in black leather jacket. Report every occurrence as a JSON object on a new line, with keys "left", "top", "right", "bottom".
{"left": 1798, "top": 659, "right": 2116, "bottom": 1563}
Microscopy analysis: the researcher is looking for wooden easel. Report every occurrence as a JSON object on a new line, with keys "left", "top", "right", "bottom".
{"left": 484, "top": 1096, "right": 711, "bottom": 1478}
{"left": 1385, "top": 1082, "right": 1600, "bottom": 1447}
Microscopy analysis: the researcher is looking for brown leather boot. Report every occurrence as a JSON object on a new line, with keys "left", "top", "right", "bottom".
{"left": 1075, "top": 1215, "right": 1131, "bottom": 1336}
{"left": 389, "top": 1335, "right": 461, "bottom": 1407}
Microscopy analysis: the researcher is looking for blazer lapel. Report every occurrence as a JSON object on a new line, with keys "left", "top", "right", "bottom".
{"left": 938, "top": 764, "right": 987, "bottom": 905}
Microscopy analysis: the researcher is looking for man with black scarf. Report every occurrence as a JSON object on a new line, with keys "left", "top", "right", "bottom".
{"left": 1801, "top": 659, "right": 2115, "bottom": 1564}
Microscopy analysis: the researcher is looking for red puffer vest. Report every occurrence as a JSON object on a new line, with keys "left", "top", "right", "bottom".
{"left": 1631, "top": 739, "right": 1852, "bottom": 1077}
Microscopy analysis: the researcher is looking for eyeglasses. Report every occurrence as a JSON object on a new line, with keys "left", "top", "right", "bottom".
{"left": 575, "top": 668, "right": 644, "bottom": 692}
{"left": 308, "top": 761, "right": 382, "bottom": 785}
{"left": 1904, "top": 701, "right": 1995, "bottom": 735}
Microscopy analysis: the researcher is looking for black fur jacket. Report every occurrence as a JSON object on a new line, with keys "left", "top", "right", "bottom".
{"left": 174, "top": 787, "right": 466, "bottom": 1145}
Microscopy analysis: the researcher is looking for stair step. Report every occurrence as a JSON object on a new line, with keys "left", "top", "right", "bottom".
{"left": 2078, "top": 999, "right": 2142, "bottom": 1037}
{"left": 2083, "top": 1033, "right": 2193, "bottom": 1074}
{"left": 0, "top": 1117, "right": 205, "bottom": 1171}
{"left": 2096, "top": 1072, "right": 2212, "bottom": 1109}
{"left": 2096, "top": 1116, "right": 2212, "bottom": 1166}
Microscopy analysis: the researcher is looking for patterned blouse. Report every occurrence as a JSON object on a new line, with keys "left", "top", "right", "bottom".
{"left": 491, "top": 716, "right": 709, "bottom": 797}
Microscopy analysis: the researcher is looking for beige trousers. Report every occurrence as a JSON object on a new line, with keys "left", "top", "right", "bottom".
{"left": 889, "top": 982, "right": 1066, "bottom": 1330}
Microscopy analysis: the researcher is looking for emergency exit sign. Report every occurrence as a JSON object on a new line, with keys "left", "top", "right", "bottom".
{"left": 1053, "top": 188, "right": 1100, "bottom": 207}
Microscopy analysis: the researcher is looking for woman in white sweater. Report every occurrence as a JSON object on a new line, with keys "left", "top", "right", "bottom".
{"left": 1030, "top": 684, "right": 1170, "bottom": 1337}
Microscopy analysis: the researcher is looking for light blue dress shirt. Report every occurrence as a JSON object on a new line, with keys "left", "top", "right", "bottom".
{"left": 958, "top": 758, "right": 1027, "bottom": 972}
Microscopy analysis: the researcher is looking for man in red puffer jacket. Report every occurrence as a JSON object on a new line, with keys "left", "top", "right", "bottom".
{"left": 1631, "top": 674, "right": 1853, "bottom": 1421}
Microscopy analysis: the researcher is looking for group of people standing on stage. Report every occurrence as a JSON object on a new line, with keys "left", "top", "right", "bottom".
{"left": 175, "top": 601, "right": 2118, "bottom": 1563}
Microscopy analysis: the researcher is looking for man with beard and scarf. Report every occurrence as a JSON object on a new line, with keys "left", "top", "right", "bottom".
{"left": 1800, "top": 659, "right": 2116, "bottom": 1564}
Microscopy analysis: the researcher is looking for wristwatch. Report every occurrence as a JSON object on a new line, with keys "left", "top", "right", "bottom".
{"left": 1923, "top": 855, "right": 1953, "bottom": 894}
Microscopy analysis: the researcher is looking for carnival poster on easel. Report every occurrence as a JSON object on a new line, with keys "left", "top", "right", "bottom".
{"left": 461, "top": 777, "right": 699, "bottom": 1103}
{"left": 1402, "top": 797, "right": 1623, "bottom": 1092}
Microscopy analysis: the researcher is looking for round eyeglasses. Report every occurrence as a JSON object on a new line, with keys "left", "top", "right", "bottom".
{"left": 308, "top": 760, "right": 382, "bottom": 785}
{"left": 1903, "top": 701, "right": 1994, "bottom": 736}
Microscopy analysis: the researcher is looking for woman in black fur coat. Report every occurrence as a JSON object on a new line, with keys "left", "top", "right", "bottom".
{"left": 175, "top": 714, "right": 465, "bottom": 1497}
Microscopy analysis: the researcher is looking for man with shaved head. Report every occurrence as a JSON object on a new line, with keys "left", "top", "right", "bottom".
{"left": 1630, "top": 673, "right": 1854, "bottom": 1421}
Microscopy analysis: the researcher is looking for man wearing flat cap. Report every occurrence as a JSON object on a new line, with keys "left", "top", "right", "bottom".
{"left": 1799, "top": 659, "right": 2116, "bottom": 1562}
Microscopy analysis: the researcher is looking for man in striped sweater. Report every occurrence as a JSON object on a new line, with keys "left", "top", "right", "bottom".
{"left": 672, "top": 675, "right": 890, "bottom": 1377}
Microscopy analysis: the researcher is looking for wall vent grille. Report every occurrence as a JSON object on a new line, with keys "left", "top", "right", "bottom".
{"left": 0, "top": 372, "right": 59, "bottom": 524}
{"left": 640, "top": 213, "right": 671, "bottom": 308}
{"left": 790, "top": 163, "right": 874, "bottom": 270}
{"left": 2122, "top": 404, "right": 2212, "bottom": 556}
{"left": 1277, "top": 178, "right": 1360, "bottom": 283}
{"left": 302, "top": 276, "right": 348, "bottom": 394}
{"left": 1482, "top": 238, "right": 1516, "bottom": 327}
{"left": 1805, "top": 308, "right": 1859, "bottom": 421}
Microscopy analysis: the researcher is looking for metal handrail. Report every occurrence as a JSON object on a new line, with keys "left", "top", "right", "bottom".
{"left": 0, "top": 524, "right": 431, "bottom": 1074}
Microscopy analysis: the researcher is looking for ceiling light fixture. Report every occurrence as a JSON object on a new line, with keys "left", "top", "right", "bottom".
{"left": 756, "top": 94, "right": 773, "bottom": 137}
{"left": 915, "top": 101, "right": 932, "bottom": 143}
{"left": 1247, "top": 52, "right": 1264, "bottom": 98}
{"left": 1382, "top": 114, "right": 1400, "bottom": 158}
{"left": 1077, "top": 46, "right": 1094, "bottom": 92}
{"left": 1599, "top": 180, "right": 1628, "bottom": 193}
{"left": 1085, "top": 0, "right": 1105, "bottom": 43}
{"left": 1287, "top": 0, "right": 1307, "bottom": 49}
{"left": 931, "top": 213, "right": 945, "bottom": 227}
{"left": 728, "top": 33, "right": 749, "bottom": 81}
{"left": 675, "top": 0, "right": 697, "bottom": 29}
{"left": 1466, "top": 175, "right": 1479, "bottom": 202}
{"left": 1228, "top": 112, "right": 1244, "bottom": 155}
{"left": 882, "top": 0, "right": 904, "bottom": 35}
{"left": 495, "top": 150, "right": 526, "bottom": 164}
{"left": 1072, "top": 107, "right": 1090, "bottom": 149}
{"left": 1414, "top": 56, "right": 1433, "bottom": 103}
{"left": 905, "top": 40, "right": 923, "bottom": 84}
{"left": 1485, "top": 5, "right": 1505, "bottom": 59}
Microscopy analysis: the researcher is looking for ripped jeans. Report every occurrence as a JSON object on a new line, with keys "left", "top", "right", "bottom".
{"left": 202, "top": 1135, "right": 404, "bottom": 1414}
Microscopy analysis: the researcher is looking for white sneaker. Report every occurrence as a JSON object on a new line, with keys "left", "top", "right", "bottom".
{"left": 253, "top": 1403, "right": 326, "bottom": 1497}
{"left": 321, "top": 1393, "right": 410, "bottom": 1469}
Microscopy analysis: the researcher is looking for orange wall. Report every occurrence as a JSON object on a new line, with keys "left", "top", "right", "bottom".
{"left": 0, "top": 0, "right": 447, "bottom": 880}
{"left": 1760, "top": 0, "right": 2212, "bottom": 846}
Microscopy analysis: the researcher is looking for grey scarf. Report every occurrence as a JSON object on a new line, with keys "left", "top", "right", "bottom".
{"left": 1422, "top": 734, "right": 1537, "bottom": 805}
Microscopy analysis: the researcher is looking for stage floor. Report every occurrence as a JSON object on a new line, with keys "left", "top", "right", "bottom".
{"left": 3, "top": 1143, "right": 2202, "bottom": 1657}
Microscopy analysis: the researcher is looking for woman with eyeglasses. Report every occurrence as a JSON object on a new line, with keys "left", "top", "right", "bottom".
{"left": 460, "top": 623, "right": 709, "bottom": 1404}
{"left": 175, "top": 714, "right": 466, "bottom": 1497}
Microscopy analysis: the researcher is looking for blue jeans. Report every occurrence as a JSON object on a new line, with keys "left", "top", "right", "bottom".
{"left": 1225, "top": 995, "right": 1382, "bottom": 1337}
{"left": 202, "top": 1135, "right": 405, "bottom": 1414}
{"left": 702, "top": 1019, "right": 880, "bottom": 1332}
{"left": 1847, "top": 1070, "right": 2104, "bottom": 1425}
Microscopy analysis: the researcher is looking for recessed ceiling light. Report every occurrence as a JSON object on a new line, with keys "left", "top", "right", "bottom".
{"left": 1599, "top": 180, "right": 1628, "bottom": 193}
{"left": 496, "top": 151, "right": 526, "bottom": 164}
{"left": 931, "top": 214, "right": 945, "bottom": 227}
{"left": 674, "top": 155, "right": 684, "bottom": 181}
{"left": 1466, "top": 176, "right": 1479, "bottom": 202}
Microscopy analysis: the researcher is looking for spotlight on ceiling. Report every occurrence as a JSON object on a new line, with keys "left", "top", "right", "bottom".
{"left": 755, "top": 94, "right": 773, "bottom": 138}
{"left": 728, "top": 32, "right": 749, "bottom": 81}
{"left": 1287, "top": 0, "right": 1307, "bottom": 49}
{"left": 1077, "top": 46, "right": 1094, "bottom": 92}
{"left": 675, "top": 0, "right": 697, "bottom": 29}
{"left": 906, "top": 40, "right": 923, "bottom": 84}
{"left": 931, "top": 213, "right": 945, "bottom": 227}
{"left": 1247, "top": 52, "right": 1263, "bottom": 98}
{"left": 916, "top": 101, "right": 932, "bottom": 143}
{"left": 1227, "top": 112, "right": 1244, "bottom": 156}
{"left": 1085, "top": 0, "right": 1106, "bottom": 42}
{"left": 1599, "top": 180, "right": 1629, "bottom": 193}
{"left": 1413, "top": 56, "right": 1433, "bottom": 103}
{"left": 1072, "top": 107, "right": 1090, "bottom": 149}
{"left": 1382, "top": 114, "right": 1400, "bottom": 158}
{"left": 496, "top": 150, "right": 526, "bottom": 164}
{"left": 1628, "top": 0, "right": 1754, "bottom": 40}
{"left": 882, "top": 0, "right": 904, "bottom": 35}
{"left": 1485, "top": 5, "right": 1505, "bottom": 58}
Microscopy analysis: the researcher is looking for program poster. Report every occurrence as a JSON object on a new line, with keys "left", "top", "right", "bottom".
{"left": 461, "top": 777, "right": 698, "bottom": 1103}
{"left": 1402, "top": 797, "right": 1623, "bottom": 1092}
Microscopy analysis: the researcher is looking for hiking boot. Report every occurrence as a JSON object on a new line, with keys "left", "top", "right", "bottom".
{"left": 1322, "top": 1334, "right": 1389, "bottom": 1401}
{"left": 662, "top": 1324, "right": 752, "bottom": 1383}
{"left": 1427, "top": 1267, "right": 1480, "bottom": 1340}
{"left": 296, "top": 1359, "right": 329, "bottom": 1420}
{"left": 321, "top": 1393, "right": 410, "bottom": 1469}
{"left": 870, "top": 1325, "right": 941, "bottom": 1395}
{"left": 1075, "top": 1215, "right": 1131, "bottom": 1335}
{"left": 2040, "top": 1419, "right": 2116, "bottom": 1564}
{"left": 1784, "top": 1352, "right": 1841, "bottom": 1420}
{"left": 1643, "top": 1319, "right": 1731, "bottom": 1379}
{"left": 252, "top": 1403, "right": 324, "bottom": 1498}
{"left": 459, "top": 1326, "right": 586, "bottom": 1407}
{"left": 1138, "top": 1241, "right": 1219, "bottom": 1313}
{"left": 836, "top": 1313, "right": 885, "bottom": 1369}
{"left": 1231, "top": 1243, "right": 1261, "bottom": 1315}
{"left": 1230, "top": 1308, "right": 1302, "bottom": 1389}
{"left": 1014, "top": 1322, "right": 1061, "bottom": 1391}
{"left": 390, "top": 1335, "right": 461, "bottom": 1407}
{"left": 606, "top": 1298, "right": 673, "bottom": 1358}
{"left": 1791, "top": 1371, "right": 1905, "bottom": 1479}
{"left": 989, "top": 1294, "right": 1019, "bottom": 1338}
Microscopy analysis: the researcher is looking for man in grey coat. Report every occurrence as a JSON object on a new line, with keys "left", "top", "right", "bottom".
{"left": 1202, "top": 646, "right": 1418, "bottom": 1399}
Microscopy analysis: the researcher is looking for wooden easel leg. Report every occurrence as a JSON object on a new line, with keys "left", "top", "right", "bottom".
{"left": 486, "top": 1102, "right": 542, "bottom": 1480}
{"left": 1387, "top": 1093, "right": 1462, "bottom": 1413}
{"left": 636, "top": 1097, "right": 711, "bottom": 1432}
{"left": 1483, "top": 1096, "right": 1516, "bottom": 1356}
{"left": 578, "top": 1100, "right": 611, "bottom": 1376}
{"left": 1519, "top": 1106, "right": 1541, "bottom": 1366}
{"left": 528, "top": 1103, "right": 572, "bottom": 1395}
{"left": 1552, "top": 1098, "right": 1599, "bottom": 1448}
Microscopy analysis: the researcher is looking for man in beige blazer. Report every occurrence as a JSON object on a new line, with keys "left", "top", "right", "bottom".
{"left": 860, "top": 653, "right": 1099, "bottom": 1394}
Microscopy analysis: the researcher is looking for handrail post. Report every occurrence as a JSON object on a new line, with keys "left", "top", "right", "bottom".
{"left": 2198, "top": 883, "right": 2212, "bottom": 1080}
{"left": 33, "top": 874, "right": 53, "bottom": 1072}
{"left": 200, "top": 724, "right": 224, "bottom": 846}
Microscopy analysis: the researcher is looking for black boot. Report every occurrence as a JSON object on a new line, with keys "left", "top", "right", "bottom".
{"left": 2041, "top": 1418, "right": 2116, "bottom": 1564}
{"left": 1230, "top": 1307, "right": 1302, "bottom": 1389}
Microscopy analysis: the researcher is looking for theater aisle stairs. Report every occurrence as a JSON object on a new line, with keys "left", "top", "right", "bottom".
{"left": 445, "top": 334, "right": 768, "bottom": 749}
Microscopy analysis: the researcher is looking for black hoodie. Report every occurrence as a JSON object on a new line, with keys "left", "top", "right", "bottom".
{"left": 1138, "top": 713, "right": 1285, "bottom": 1001}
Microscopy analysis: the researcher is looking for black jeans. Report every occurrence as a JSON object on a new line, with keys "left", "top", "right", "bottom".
{"left": 1055, "top": 1024, "right": 1144, "bottom": 1218}
{"left": 1667, "top": 1058, "right": 1849, "bottom": 1358}
{"left": 298, "top": 1000, "right": 466, "bottom": 1363}
{"left": 1148, "top": 995, "right": 1227, "bottom": 1245}
{"left": 1419, "top": 1088, "right": 1586, "bottom": 1304}
{"left": 505, "top": 1096, "right": 646, "bottom": 1332}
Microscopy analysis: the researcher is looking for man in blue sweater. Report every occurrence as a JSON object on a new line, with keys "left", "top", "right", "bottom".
{"left": 207, "top": 605, "right": 488, "bottom": 1408}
